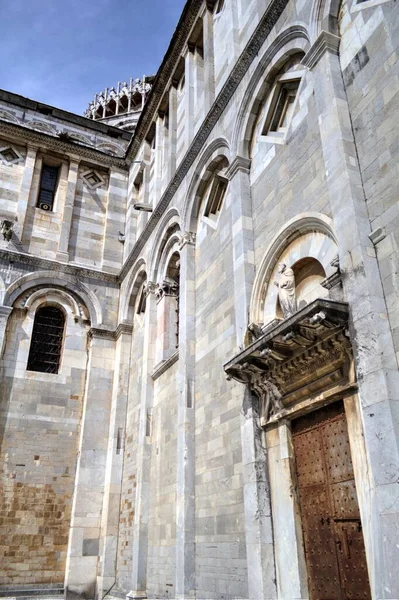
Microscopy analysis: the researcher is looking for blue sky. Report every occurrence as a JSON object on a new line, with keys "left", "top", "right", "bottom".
{"left": 0, "top": 0, "right": 186, "bottom": 115}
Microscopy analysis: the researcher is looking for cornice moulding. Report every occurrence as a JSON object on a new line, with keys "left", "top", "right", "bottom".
{"left": 0, "top": 248, "right": 119, "bottom": 284}
{"left": 0, "top": 120, "right": 129, "bottom": 170}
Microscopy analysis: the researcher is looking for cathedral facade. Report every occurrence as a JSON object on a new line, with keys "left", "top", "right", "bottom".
{"left": 0, "top": 0, "right": 398, "bottom": 599}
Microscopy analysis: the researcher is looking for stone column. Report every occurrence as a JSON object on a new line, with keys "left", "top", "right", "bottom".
{"left": 128, "top": 283, "right": 157, "bottom": 600}
{"left": 56, "top": 158, "right": 80, "bottom": 263}
{"left": 102, "top": 168, "right": 127, "bottom": 272}
{"left": 0, "top": 306, "right": 13, "bottom": 358}
{"left": 184, "top": 48, "right": 195, "bottom": 151}
{"left": 65, "top": 330, "right": 116, "bottom": 600}
{"left": 175, "top": 232, "right": 196, "bottom": 600}
{"left": 97, "top": 324, "right": 133, "bottom": 598}
{"left": 240, "top": 388, "right": 278, "bottom": 600}
{"left": 168, "top": 85, "right": 178, "bottom": 179}
{"left": 307, "top": 32, "right": 399, "bottom": 599}
{"left": 227, "top": 157, "right": 277, "bottom": 598}
{"left": 203, "top": 7, "right": 215, "bottom": 111}
{"left": 226, "top": 156, "right": 255, "bottom": 349}
{"left": 16, "top": 145, "right": 38, "bottom": 239}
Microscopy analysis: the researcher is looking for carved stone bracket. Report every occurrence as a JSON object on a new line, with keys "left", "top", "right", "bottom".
{"left": 225, "top": 299, "right": 353, "bottom": 424}
{"left": 177, "top": 231, "right": 196, "bottom": 251}
{"left": 156, "top": 277, "right": 179, "bottom": 302}
{"left": 144, "top": 281, "right": 157, "bottom": 297}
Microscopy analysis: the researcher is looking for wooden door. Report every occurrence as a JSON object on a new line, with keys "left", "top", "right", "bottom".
{"left": 292, "top": 401, "right": 371, "bottom": 600}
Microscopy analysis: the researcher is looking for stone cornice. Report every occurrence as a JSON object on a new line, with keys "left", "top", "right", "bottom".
{"left": 301, "top": 31, "right": 341, "bottom": 70}
{"left": 0, "top": 120, "right": 129, "bottom": 170}
{"left": 151, "top": 350, "right": 179, "bottom": 381}
{"left": 0, "top": 248, "right": 119, "bottom": 284}
{"left": 88, "top": 322, "right": 133, "bottom": 341}
{"left": 120, "top": 0, "right": 290, "bottom": 280}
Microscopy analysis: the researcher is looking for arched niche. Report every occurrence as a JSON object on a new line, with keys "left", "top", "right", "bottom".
{"left": 251, "top": 214, "right": 339, "bottom": 325}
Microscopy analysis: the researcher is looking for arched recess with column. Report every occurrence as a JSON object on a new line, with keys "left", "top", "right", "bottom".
{"left": 250, "top": 213, "right": 341, "bottom": 326}
{"left": 232, "top": 25, "right": 311, "bottom": 160}
{"left": 0, "top": 284, "right": 91, "bottom": 587}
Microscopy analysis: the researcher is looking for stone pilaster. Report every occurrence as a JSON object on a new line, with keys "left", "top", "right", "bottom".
{"left": 97, "top": 325, "right": 133, "bottom": 598}
{"left": 168, "top": 85, "right": 178, "bottom": 179}
{"left": 227, "top": 156, "right": 255, "bottom": 348}
{"left": 65, "top": 331, "right": 115, "bottom": 600}
{"left": 184, "top": 48, "right": 195, "bottom": 151}
{"left": 309, "top": 34, "right": 399, "bottom": 599}
{"left": 203, "top": 8, "right": 215, "bottom": 112}
{"left": 240, "top": 388, "right": 278, "bottom": 600}
{"left": 56, "top": 158, "right": 79, "bottom": 262}
{"left": 0, "top": 306, "right": 12, "bottom": 358}
{"left": 128, "top": 284, "right": 157, "bottom": 600}
{"left": 175, "top": 232, "right": 196, "bottom": 600}
{"left": 102, "top": 168, "right": 127, "bottom": 272}
{"left": 16, "top": 145, "right": 38, "bottom": 239}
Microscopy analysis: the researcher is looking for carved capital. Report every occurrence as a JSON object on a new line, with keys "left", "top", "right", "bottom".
{"left": 144, "top": 281, "right": 157, "bottom": 297}
{"left": 177, "top": 231, "right": 196, "bottom": 251}
{"left": 301, "top": 31, "right": 341, "bottom": 70}
{"left": 156, "top": 277, "right": 179, "bottom": 302}
{"left": 226, "top": 156, "right": 251, "bottom": 180}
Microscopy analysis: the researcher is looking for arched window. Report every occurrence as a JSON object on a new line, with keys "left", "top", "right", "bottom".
{"left": 27, "top": 306, "right": 65, "bottom": 374}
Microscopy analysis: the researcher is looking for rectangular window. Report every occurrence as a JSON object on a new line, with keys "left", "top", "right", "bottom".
{"left": 263, "top": 80, "right": 300, "bottom": 136}
{"left": 37, "top": 164, "right": 59, "bottom": 211}
{"left": 204, "top": 176, "right": 228, "bottom": 219}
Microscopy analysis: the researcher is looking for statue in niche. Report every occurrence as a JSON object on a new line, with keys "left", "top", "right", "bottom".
{"left": 1, "top": 220, "right": 13, "bottom": 242}
{"left": 275, "top": 262, "right": 297, "bottom": 319}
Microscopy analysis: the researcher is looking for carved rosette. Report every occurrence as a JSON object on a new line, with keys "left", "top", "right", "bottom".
{"left": 224, "top": 299, "right": 354, "bottom": 424}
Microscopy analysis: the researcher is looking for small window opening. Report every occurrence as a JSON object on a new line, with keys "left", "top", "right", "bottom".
{"left": 204, "top": 176, "right": 228, "bottom": 220}
{"left": 37, "top": 165, "right": 59, "bottom": 211}
{"left": 263, "top": 80, "right": 300, "bottom": 136}
{"left": 27, "top": 306, "right": 65, "bottom": 374}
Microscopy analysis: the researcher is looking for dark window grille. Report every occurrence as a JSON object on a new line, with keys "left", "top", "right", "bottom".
{"left": 27, "top": 306, "right": 65, "bottom": 374}
{"left": 37, "top": 165, "right": 59, "bottom": 211}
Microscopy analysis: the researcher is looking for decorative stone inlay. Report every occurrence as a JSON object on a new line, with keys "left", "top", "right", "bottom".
{"left": 81, "top": 169, "right": 106, "bottom": 190}
{"left": 0, "top": 146, "right": 23, "bottom": 165}
{"left": 225, "top": 299, "right": 352, "bottom": 423}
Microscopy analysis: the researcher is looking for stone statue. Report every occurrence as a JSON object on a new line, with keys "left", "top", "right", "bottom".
{"left": 1, "top": 220, "right": 13, "bottom": 242}
{"left": 275, "top": 262, "right": 297, "bottom": 318}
